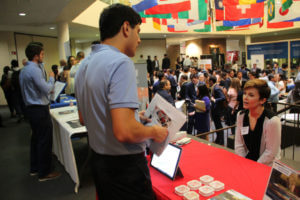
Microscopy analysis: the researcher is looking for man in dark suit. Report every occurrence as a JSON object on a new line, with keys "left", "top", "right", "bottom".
{"left": 153, "top": 55, "right": 159, "bottom": 71}
{"left": 146, "top": 55, "right": 154, "bottom": 75}
{"left": 185, "top": 73, "right": 200, "bottom": 134}
{"left": 209, "top": 76, "right": 226, "bottom": 145}
{"left": 162, "top": 54, "right": 170, "bottom": 70}
{"left": 157, "top": 80, "right": 174, "bottom": 106}
{"left": 166, "top": 69, "right": 177, "bottom": 100}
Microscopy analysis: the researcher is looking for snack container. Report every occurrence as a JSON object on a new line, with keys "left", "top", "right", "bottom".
{"left": 183, "top": 191, "right": 200, "bottom": 200}
{"left": 199, "top": 175, "right": 214, "bottom": 185}
{"left": 209, "top": 180, "right": 225, "bottom": 191}
{"left": 199, "top": 185, "right": 215, "bottom": 197}
{"left": 187, "top": 180, "right": 202, "bottom": 190}
{"left": 175, "top": 185, "right": 190, "bottom": 196}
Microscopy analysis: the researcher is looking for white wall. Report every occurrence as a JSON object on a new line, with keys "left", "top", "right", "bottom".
{"left": 75, "top": 42, "right": 92, "bottom": 58}
{"left": 133, "top": 39, "right": 166, "bottom": 64}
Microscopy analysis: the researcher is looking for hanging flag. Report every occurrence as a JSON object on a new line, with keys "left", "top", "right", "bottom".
{"left": 139, "top": 11, "right": 172, "bottom": 18}
{"left": 268, "top": 0, "right": 275, "bottom": 21}
{"left": 142, "top": 17, "right": 146, "bottom": 23}
{"left": 215, "top": 0, "right": 225, "bottom": 20}
{"left": 224, "top": 2, "right": 264, "bottom": 21}
{"left": 267, "top": 21, "right": 294, "bottom": 28}
{"left": 269, "top": 1, "right": 300, "bottom": 22}
{"left": 194, "top": 18, "right": 211, "bottom": 32}
{"left": 132, "top": 0, "right": 158, "bottom": 12}
{"left": 145, "top": 0, "right": 191, "bottom": 15}
{"left": 223, "top": 17, "right": 262, "bottom": 26}
{"left": 161, "top": 18, "right": 167, "bottom": 25}
{"left": 215, "top": 21, "right": 233, "bottom": 31}
{"left": 224, "top": 0, "right": 265, "bottom": 5}
{"left": 176, "top": 0, "right": 208, "bottom": 21}
{"left": 152, "top": 18, "right": 161, "bottom": 30}
{"left": 281, "top": 0, "right": 293, "bottom": 12}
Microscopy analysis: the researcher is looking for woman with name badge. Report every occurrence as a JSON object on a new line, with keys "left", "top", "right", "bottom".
{"left": 235, "top": 79, "right": 281, "bottom": 166}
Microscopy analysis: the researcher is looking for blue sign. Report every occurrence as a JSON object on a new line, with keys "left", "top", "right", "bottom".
{"left": 291, "top": 40, "right": 300, "bottom": 58}
{"left": 247, "top": 42, "right": 288, "bottom": 60}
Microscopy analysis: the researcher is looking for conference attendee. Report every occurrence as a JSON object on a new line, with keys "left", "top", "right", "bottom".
{"left": 178, "top": 66, "right": 191, "bottom": 83}
{"left": 178, "top": 74, "right": 188, "bottom": 100}
{"left": 63, "top": 56, "right": 76, "bottom": 94}
{"left": 58, "top": 59, "right": 67, "bottom": 74}
{"left": 209, "top": 76, "right": 226, "bottom": 145}
{"left": 267, "top": 74, "right": 280, "bottom": 113}
{"left": 287, "top": 80, "right": 300, "bottom": 113}
{"left": 146, "top": 55, "right": 154, "bottom": 75}
{"left": 11, "top": 60, "right": 25, "bottom": 122}
{"left": 166, "top": 69, "right": 177, "bottom": 100}
{"left": 1, "top": 66, "right": 15, "bottom": 117}
{"left": 76, "top": 4, "right": 168, "bottom": 199}
{"left": 251, "top": 63, "right": 261, "bottom": 76}
{"left": 153, "top": 55, "right": 159, "bottom": 71}
{"left": 19, "top": 42, "right": 61, "bottom": 181}
{"left": 185, "top": 73, "right": 200, "bottom": 134}
{"left": 70, "top": 51, "right": 85, "bottom": 96}
{"left": 194, "top": 84, "right": 211, "bottom": 139}
{"left": 51, "top": 64, "right": 60, "bottom": 82}
{"left": 162, "top": 54, "right": 170, "bottom": 70}
{"left": 273, "top": 62, "right": 283, "bottom": 74}
{"left": 240, "top": 64, "right": 249, "bottom": 80}
{"left": 152, "top": 71, "right": 165, "bottom": 95}
{"left": 235, "top": 79, "right": 281, "bottom": 166}
{"left": 22, "top": 58, "right": 28, "bottom": 67}
{"left": 157, "top": 80, "right": 174, "bottom": 106}
{"left": 237, "top": 71, "right": 247, "bottom": 89}
{"left": 183, "top": 55, "right": 192, "bottom": 67}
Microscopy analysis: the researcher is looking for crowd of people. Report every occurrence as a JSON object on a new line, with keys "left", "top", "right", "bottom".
{"left": 0, "top": 3, "right": 300, "bottom": 198}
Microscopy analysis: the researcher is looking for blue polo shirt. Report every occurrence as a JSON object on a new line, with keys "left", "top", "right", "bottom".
{"left": 19, "top": 61, "right": 54, "bottom": 106}
{"left": 78, "top": 44, "right": 145, "bottom": 155}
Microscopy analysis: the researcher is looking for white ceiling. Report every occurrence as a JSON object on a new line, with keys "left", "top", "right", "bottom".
{"left": 0, "top": 0, "right": 299, "bottom": 44}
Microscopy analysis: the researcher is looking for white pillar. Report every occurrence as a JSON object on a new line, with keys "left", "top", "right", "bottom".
{"left": 245, "top": 35, "right": 251, "bottom": 68}
{"left": 57, "top": 22, "right": 71, "bottom": 60}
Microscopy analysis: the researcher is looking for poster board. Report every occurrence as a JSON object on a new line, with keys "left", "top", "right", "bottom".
{"left": 199, "top": 59, "right": 212, "bottom": 70}
{"left": 251, "top": 54, "right": 264, "bottom": 69}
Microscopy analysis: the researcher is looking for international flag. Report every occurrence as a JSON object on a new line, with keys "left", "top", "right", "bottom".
{"left": 194, "top": 18, "right": 211, "bottom": 32}
{"left": 152, "top": 18, "right": 161, "bottom": 30}
{"left": 223, "top": 17, "right": 262, "bottom": 26}
{"left": 224, "top": 0, "right": 265, "bottom": 5}
{"left": 281, "top": 0, "right": 293, "bottom": 12}
{"left": 139, "top": 11, "right": 172, "bottom": 19}
{"left": 268, "top": 0, "right": 275, "bottom": 21}
{"left": 215, "top": 21, "right": 233, "bottom": 31}
{"left": 215, "top": 0, "right": 225, "bottom": 20}
{"left": 145, "top": 0, "right": 191, "bottom": 15}
{"left": 267, "top": 21, "right": 294, "bottom": 28}
{"left": 132, "top": 0, "right": 158, "bottom": 12}
{"left": 176, "top": 0, "right": 208, "bottom": 21}
{"left": 224, "top": 2, "right": 264, "bottom": 21}
{"left": 269, "top": 0, "right": 300, "bottom": 23}
{"left": 142, "top": 18, "right": 146, "bottom": 23}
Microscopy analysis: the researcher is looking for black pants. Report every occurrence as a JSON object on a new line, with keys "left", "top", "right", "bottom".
{"left": 187, "top": 115, "right": 195, "bottom": 135}
{"left": 91, "top": 151, "right": 155, "bottom": 200}
{"left": 26, "top": 105, "right": 53, "bottom": 178}
{"left": 212, "top": 112, "right": 224, "bottom": 145}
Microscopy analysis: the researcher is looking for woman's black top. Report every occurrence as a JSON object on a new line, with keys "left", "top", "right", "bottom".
{"left": 243, "top": 109, "right": 266, "bottom": 161}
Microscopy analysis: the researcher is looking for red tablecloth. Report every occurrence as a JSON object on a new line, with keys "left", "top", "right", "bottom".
{"left": 149, "top": 140, "right": 271, "bottom": 200}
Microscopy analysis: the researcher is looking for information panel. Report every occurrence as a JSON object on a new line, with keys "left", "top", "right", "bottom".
{"left": 247, "top": 42, "right": 288, "bottom": 60}
{"left": 291, "top": 40, "right": 300, "bottom": 59}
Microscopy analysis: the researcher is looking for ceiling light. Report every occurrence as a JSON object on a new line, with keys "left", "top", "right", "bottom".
{"left": 49, "top": 27, "right": 55, "bottom": 30}
{"left": 19, "top": 12, "right": 26, "bottom": 16}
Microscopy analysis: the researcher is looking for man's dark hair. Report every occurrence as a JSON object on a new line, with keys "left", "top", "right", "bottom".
{"left": 11, "top": 59, "right": 19, "bottom": 68}
{"left": 159, "top": 80, "right": 169, "bottom": 90}
{"left": 190, "top": 73, "right": 198, "bottom": 80}
{"left": 181, "top": 74, "right": 188, "bottom": 81}
{"left": 25, "top": 42, "right": 44, "bottom": 61}
{"left": 157, "top": 71, "right": 165, "bottom": 81}
{"left": 209, "top": 76, "right": 217, "bottom": 84}
{"left": 99, "top": 4, "right": 141, "bottom": 41}
{"left": 76, "top": 51, "right": 85, "bottom": 60}
{"left": 268, "top": 74, "right": 274, "bottom": 81}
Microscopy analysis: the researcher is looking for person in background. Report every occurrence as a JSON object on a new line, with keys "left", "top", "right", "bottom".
{"left": 240, "top": 64, "right": 249, "bottom": 80}
{"left": 22, "top": 58, "right": 28, "bottom": 67}
{"left": 183, "top": 55, "right": 192, "bottom": 68}
{"left": 273, "top": 62, "right": 283, "bottom": 74}
{"left": 152, "top": 71, "right": 165, "bottom": 95}
{"left": 1, "top": 66, "right": 15, "bottom": 117}
{"left": 226, "top": 78, "right": 242, "bottom": 134}
{"left": 178, "top": 74, "right": 188, "bottom": 100}
{"left": 153, "top": 55, "right": 159, "bottom": 71}
{"left": 58, "top": 59, "right": 67, "bottom": 74}
{"left": 63, "top": 56, "right": 76, "bottom": 94}
{"left": 209, "top": 75, "right": 226, "bottom": 145}
{"left": 277, "top": 74, "right": 286, "bottom": 98}
{"left": 76, "top": 4, "right": 168, "bottom": 199}
{"left": 166, "top": 69, "right": 177, "bottom": 100}
{"left": 194, "top": 84, "right": 211, "bottom": 140}
{"left": 295, "top": 63, "right": 300, "bottom": 82}
{"left": 267, "top": 74, "right": 280, "bottom": 113}
{"left": 235, "top": 79, "right": 281, "bottom": 166}
{"left": 157, "top": 80, "right": 174, "bottom": 106}
{"left": 237, "top": 71, "right": 247, "bottom": 89}
{"left": 51, "top": 64, "right": 60, "bottom": 82}
{"left": 70, "top": 52, "right": 85, "bottom": 96}
{"left": 19, "top": 42, "right": 61, "bottom": 181}
{"left": 162, "top": 54, "right": 170, "bottom": 70}
{"left": 146, "top": 55, "right": 154, "bottom": 76}
{"left": 287, "top": 80, "right": 300, "bottom": 113}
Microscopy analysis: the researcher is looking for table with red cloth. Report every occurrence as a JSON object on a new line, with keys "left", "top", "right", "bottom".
{"left": 149, "top": 139, "right": 272, "bottom": 200}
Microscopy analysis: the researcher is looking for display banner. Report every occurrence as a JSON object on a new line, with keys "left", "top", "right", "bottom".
{"left": 247, "top": 42, "right": 288, "bottom": 60}
{"left": 291, "top": 40, "right": 300, "bottom": 59}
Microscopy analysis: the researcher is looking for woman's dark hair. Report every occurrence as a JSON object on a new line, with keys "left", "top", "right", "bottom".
{"left": 11, "top": 59, "right": 19, "bottom": 68}
{"left": 52, "top": 64, "right": 58, "bottom": 75}
{"left": 67, "top": 56, "right": 75, "bottom": 70}
{"left": 99, "top": 3, "right": 142, "bottom": 41}
{"left": 197, "top": 84, "right": 210, "bottom": 100}
{"left": 3, "top": 66, "right": 10, "bottom": 74}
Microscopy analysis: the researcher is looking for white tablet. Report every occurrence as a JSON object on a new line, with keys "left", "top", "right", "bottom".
{"left": 150, "top": 143, "right": 182, "bottom": 180}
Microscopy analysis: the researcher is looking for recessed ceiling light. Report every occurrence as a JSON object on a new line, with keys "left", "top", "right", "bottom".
{"left": 49, "top": 27, "right": 55, "bottom": 30}
{"left": 19, "top": 12, "right": 26, "bottom": 16}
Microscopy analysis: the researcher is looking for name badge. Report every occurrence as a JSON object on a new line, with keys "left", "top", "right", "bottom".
{"left": 241, "top": 126, "right": 249, "bottom": 135}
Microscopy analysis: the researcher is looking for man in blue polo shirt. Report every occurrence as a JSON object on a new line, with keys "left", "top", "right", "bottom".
{"left": 19, "top": 42, "right": 61, "bottom": 181}
{"left": 76, "top": 4, "right": 168, "bottom": 200}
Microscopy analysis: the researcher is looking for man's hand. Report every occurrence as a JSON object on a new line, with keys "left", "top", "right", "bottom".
{"left": 152, "top": 125, "right": 168, "bottom": 143}
{"left": 49, "top": 71, "right": 55, "bottom": 78}
{"left": 139, "top": 110, "right": 152, "bottom": 123}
